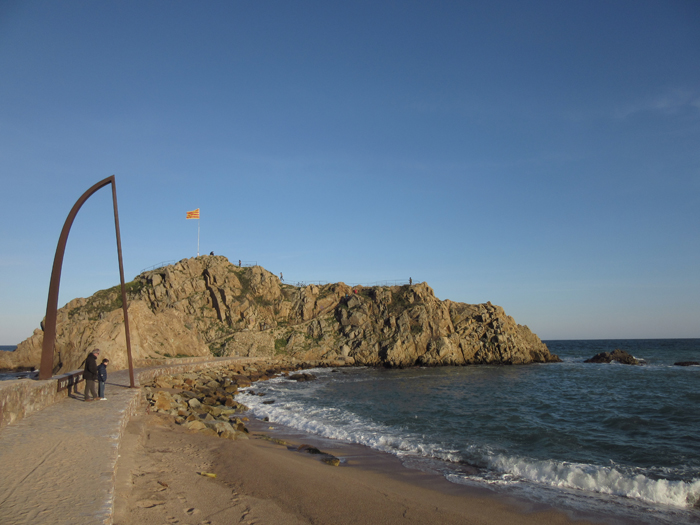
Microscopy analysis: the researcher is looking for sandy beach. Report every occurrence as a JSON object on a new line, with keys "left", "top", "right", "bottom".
{"left": 114, "top": 411, "right": 594, "bottom": 525}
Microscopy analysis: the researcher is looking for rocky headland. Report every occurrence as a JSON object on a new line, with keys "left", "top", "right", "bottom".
{"left": 1, "top": 255, "right": 560, "bottom": 373}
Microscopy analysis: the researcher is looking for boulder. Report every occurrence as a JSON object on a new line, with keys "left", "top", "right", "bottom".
{"left": 674, "top": 361, "right": 700, "bottom": 367}
{"left": 322, "top": 457, "right": 341, "bottom": 467}
{"left": 585, "top": 349, "right": 639, "bottom": 365}
{"left": 152, "top": 391, "right": 174, "bottom": 411}
{"left": 185, "top": 420, "right": 206, "bottom": 431}
{"left": 288, "top": 373, "right": 317, "bottom": 382}
{"left": 208, "top": 421, "right": 234, "bottom": 434}
{"left": 297, "top": 444, "right": 322, "bottom": 454}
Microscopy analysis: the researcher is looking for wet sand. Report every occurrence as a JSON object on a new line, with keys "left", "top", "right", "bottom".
{"left": 114, "top": 412, "right": 595, "bottom": 525}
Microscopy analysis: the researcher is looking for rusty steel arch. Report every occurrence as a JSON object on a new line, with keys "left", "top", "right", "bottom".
{"left": 39, "top": 175, "right": 135, "bottom": 387}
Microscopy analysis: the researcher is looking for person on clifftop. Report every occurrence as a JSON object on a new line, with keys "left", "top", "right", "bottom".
{"left": 83, "top": 349, "right": 100, "bottom": 402}
{"left": 97, "top": 358, "right": 109, "bottom": 401}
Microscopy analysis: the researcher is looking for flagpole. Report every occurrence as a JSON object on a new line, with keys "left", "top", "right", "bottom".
{"left": 186, "top": 208, "right": 200, "bottom": 256}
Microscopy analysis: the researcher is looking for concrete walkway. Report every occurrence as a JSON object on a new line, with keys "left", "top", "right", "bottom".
{"left": 0, "top": 358, "right": 261, "bottom": 525}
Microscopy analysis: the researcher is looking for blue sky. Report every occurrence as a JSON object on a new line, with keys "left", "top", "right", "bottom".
{"left": 1, "top": 1, "right": 698, "bottom": 343}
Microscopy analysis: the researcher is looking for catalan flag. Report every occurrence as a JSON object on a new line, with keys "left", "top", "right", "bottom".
{"left": 186, "top": 208, "right": 200, "bottom": 219}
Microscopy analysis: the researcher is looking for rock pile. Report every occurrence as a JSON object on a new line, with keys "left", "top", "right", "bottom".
{"left": 143, "top": 362, "right": 303, "bottom": 440}
{"left": 584, "top": 349, "right": 639, "bottom": 365}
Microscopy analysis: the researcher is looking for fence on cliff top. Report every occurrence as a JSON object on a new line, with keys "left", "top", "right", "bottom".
{"left": 140, "top": 259, "right": 258, "bottom": 274}
{"left": 347, "top": 279, "right": 412, "bottom": 288}
{"left": 138, "top": 260, "right": 412, "bottom": 289}
{"left": 139, "top": 260, "right": 177, "bottom": 274}
{"left": 289, "top": 279, "right": 412, "bottom": 288}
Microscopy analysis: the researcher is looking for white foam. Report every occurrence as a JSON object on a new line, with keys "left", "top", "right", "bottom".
{"left": 238, "top": 386, "right": 462, "bottom": 464}
{"left": 488, "top": 454, "right": 700, "bottom": 508}
{"left": 238, "top": 371, "right": 700, "bottom": 512}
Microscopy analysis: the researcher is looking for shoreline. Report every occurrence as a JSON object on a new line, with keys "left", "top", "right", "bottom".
{"left": 115, "top": 363, "right": 607, "bottom": 525}
{"left": 243, "top": 412, "right": 615, "bottom": 524}
{"left": 115, "top": 411, "right": 599, "bottom": 525}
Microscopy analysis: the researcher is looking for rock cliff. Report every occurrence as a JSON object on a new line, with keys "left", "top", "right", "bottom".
{"left": 1, "top": 256, "right": 560, "bottom": 373}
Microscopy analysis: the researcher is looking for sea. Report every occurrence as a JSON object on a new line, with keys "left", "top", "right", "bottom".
{"left": 0, "top": 346, "right": 34, "bottom": 382}
{"left": 236, "top": 339, "right": 700, "bottom": 525}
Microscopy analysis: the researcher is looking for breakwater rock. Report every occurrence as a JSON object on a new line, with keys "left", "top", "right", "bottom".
{"left": 143, "top": 362, "right": 299, "bottom": 439}
{"left": 2, "top": 255, "right": 559, "bottom": 372}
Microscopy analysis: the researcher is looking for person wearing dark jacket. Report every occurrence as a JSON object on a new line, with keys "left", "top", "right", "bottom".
{"left": 97, "top": 358, "right": 109, "bottom": 400}
{"left": 83, "top": 349, "right": 100, "bottom": 402}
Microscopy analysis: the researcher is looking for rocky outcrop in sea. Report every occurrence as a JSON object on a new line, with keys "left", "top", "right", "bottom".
{"left": 584, "top": 349, "right": 639, "bottom": 365}
{"left": 2, "top": 255, "right": 560, "bottom": 372}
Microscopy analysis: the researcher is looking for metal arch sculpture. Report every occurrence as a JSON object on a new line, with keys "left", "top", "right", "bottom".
{"left": 39, "top": 175, "right": 135, "bottom": 387}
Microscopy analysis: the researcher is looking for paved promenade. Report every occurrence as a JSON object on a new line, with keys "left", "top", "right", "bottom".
{"left": 0, "top": 358, "right": 259, "bottom": 525}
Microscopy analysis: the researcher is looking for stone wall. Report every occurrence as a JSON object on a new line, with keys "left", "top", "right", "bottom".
{"left": 0, "top": 357, "right": 268, "bottom": 432}
{"left": 0, "top": 371, "right": 78, "bottom": 430}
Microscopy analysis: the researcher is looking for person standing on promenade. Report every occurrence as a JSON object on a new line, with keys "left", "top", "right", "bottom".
{"left": 83, "top": 349, "right": 100, "bottom": 402}
{"left": 97, "top": 358, "right": 109, "bottom": 400}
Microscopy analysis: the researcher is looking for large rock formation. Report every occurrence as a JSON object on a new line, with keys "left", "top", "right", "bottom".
{"left": 1, "top": 256, "right": 559, "bottom": 373}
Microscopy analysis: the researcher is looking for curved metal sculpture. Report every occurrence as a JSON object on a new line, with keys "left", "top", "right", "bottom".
{"left": 39, "top": 175, "right": 135, "bottom": 387}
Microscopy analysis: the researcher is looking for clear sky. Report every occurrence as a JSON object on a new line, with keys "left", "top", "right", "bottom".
{"left": 1, "top": 1, "right": 698, "bottom": 344}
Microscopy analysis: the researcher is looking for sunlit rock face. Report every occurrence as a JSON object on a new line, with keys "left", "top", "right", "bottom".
{"left": 2, "top": 255, "right": 559, "bottom": 373}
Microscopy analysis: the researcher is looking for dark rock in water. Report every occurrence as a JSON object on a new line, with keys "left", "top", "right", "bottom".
{"left": 297, "top": 444, "right": 322, "bottom": 454}
{"left": 584, "top": 349, "right": 639, "bottom": 365}
{"left": 674, "top": 361, "right": 700, "bottom": 367}
{"left": 288, "top": 372, "right": 317, "bottom": 382}
{"left": 262, "top": 399, "right": 275, "bottom": 404}
{"left": 322, "top": 456, "right": 341, "bottom": 467}
{"left": 295, "top": 444, "right": 341, "bottom": 465}
{"left": 456, "top": 460, "right": 482, "bottom": 476}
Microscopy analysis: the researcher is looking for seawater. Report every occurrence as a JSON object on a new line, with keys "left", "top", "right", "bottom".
{"left": 0, "top": 346, "right": 31, "bottom": 382}
{"left": 237, "top": 339, "right": 700, "bottom": 525}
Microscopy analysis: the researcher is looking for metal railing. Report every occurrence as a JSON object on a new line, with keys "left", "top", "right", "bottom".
{"left": 56, "top": 370, "right": 83, "bottom": 393}
{"left": 234, "top": 260, "right": 257, "bottom": 268}
{"left": 286, "top": 279, "right": 413, "bottom": 288}
{"left": 347, "top": 280, "right": 412, "bottom": 288}
{"left": 139, "top": 258, "right": 413, "bottom": 289}
{"left": 288, "top": 280, "right": 329, "bottom": 287}
{"left": 140, "top": 260, "right": 177, "bottom": 274}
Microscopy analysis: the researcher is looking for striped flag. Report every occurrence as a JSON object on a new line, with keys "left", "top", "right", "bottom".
{"left": 186, "top": 208, "right": 200, "bottom": 219}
